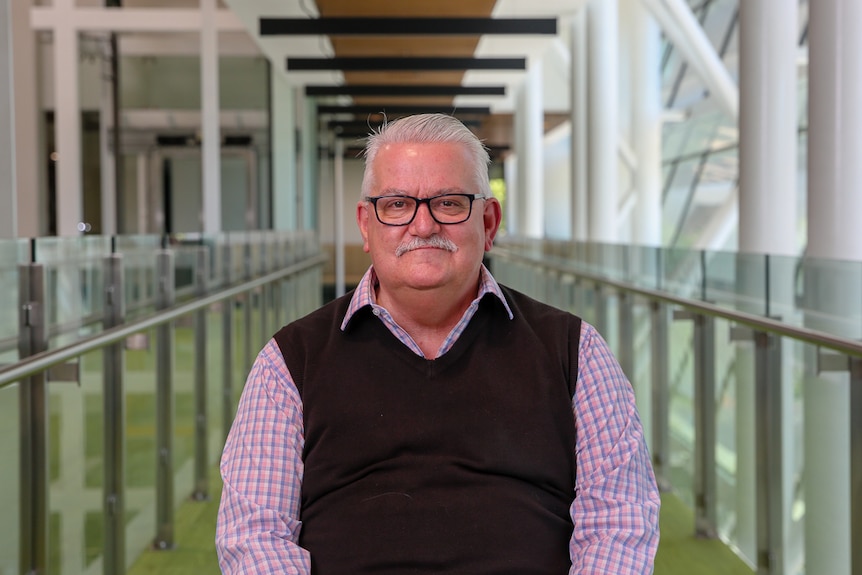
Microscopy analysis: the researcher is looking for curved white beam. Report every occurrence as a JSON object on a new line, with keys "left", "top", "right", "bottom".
{"left": 640, "top": 0, "right": 739, "bottom": 120}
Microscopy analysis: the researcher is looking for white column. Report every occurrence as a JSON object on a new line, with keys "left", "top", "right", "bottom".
{"left": 504, "top": 153, "right": 518, "bottom": 236}
{"left": 334, "top": 138, "right": 345, "bottom": 297}
{"left": 0, "top": 0, "right": 15, "bottom": 238}
{"left": 54, "top": 0, "right": 82, "bottom": 236}
{"left": 136, "top": 153, "right": 148, "bottom": 233}
{"left": 806, "top": 1, "right": 862, "bottom": 574}
{"left": 570, "top": 9, "right": 589, "bottom": 242}
{"left": 12, "top": 0, "right": 40, "bottom": 237}
{"left": 587, "top": 0, "right": 619, "bottom": 242}
{"left": 272, "top": 73, "right": 297, "bottom": 230}
{"left": 523, "top": 57, "right": 544, "bottom": 238}
{"left": 509, "top": 98, "right": 523, "bottom": 236}
{"left": 737, "top": 1, "right": 799, "bottom": 566}
{"left": 630, "top": 2, "right": 662, "bottom": 246}
{"left": 739, "top": 1, "right": 798, "bottom": 256}
{"left": 99, "top": 36, "right": 117, "bottom": 237}
{"left": 301, "top": 96, "right": 318, "bottom": 230}
{"left": 200, "top": 0, "right": 221, "bottom": 234}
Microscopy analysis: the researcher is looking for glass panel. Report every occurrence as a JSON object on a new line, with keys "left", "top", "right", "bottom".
{"left": 663, "top": 245, "right": 704, "bottom": 300}
{"left": 33, "top": 236, "right": 112, "bottom": 348}
{"left": 795, "top": 256, "right": 862, "bottom": 340}
{"left": 0, "top": 239, "right": 30, "bottom": 343}
{"left": 173, "top": 317, "right": 196, "bottom": 503}
{"left": 124, "top": 327, "right": 158, "bottom": 565}
{"left": 206, "top": 304, "right": 229, "bottom": 458}
{"left": 712, "top": 316, "right": 742, "bottom": 553}
{"left": 784, "top": 336, "right": 807, "bottom": 575}
{"left": 668, "top": 310, "right": 695, "bottom": 508}
{"left": 0, "top": 384, "right": 20, "bottom": 574}
{"left": 115, "top": 235, "right": 161, "bottom": 321}
{"left": 47, "top": 348, "right": 104, "bottom": 575}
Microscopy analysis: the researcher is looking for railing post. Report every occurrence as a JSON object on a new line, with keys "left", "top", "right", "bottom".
{"left": 851, "top": 357, "right": 862, "bottom": 575}
{"left": 753, "top": 330, "right": 784, "bottom": 575}
{"left": 618, "top": 291, "right": 634, "bottom": 379}
{"left": 595, "top": 283, "right": 607, "bottom": 334}
{"left": 102, "top": 252, "right": 126, "bottom": 574}
{"left": 192, "top": 246, "right": 210, "bottom": 501}
{"left": 243, "top": 240, "right": 253, "bottom": 372}
{"left": 154, "top": 246, "right": 175, "bottom": 549}
{"left": 259, "top": 239, "right": 269, "bottom": 346}
{"left": 693, "top": 313, "right": 717, "bottom": 537}
{"left": 651, "top": 300, "right": 671, "bottom": 491}
{"left": 18, "top": 259, "right": 48, "bottom": 575}
{"left": 222, "top": 242, "right": 234, "bottom": 441}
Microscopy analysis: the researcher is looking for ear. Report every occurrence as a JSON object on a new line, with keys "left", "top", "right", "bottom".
{"left": 356, "top": 201, "right": 371, "bottom": 253}
{"left": 482, "top": 197, "right": 503, "bottom": 252}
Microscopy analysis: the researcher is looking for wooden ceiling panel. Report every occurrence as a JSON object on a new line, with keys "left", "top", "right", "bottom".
{"left": 350, "top": 96, "right": 460, "bottom": 107}
{"left": 330, "top": 37, "right": 481, "bottom": 57}
{"left": 309, "top": 0, "right": 558, "bottom": 160}
{"left": 342, "top": 71, "right": 466, "bottom": 85}
{"left": 314, "top": 0, "right": 498, "bottom": 18}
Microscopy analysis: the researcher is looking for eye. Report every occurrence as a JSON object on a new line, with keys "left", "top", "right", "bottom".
{"left": 379, "top": 197, "right": 412, "bottom": 211}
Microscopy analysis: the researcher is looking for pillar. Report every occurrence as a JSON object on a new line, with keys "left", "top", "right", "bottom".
{"left": 737, "top": 0, "right": 800, "bottom": 565}
{"left": 301, "top": 95, "right": 318, "bottom": 230}
{"left": 272, "top": 73, "right": 297, "bottom": 230}
{"left": 570, "top": 9, "right": 589, "bottom": 242}
{"left": 587, "top": 0, "right": 619, "bottom": 242}
{"left": 0, "top": 0, "right": 15, "bottom": 238}
{"left": 200, "top": 0, "right": 221, "bottom": 234}
{"left": 805, "top": 1, "right": 862, "bottom": 574}
{"left": 523, "top": 56, "right": 544, "bottom": 238}
{"left": 630, "top": 2, "right": 662, "bottom": 246}
{"left": 54, "top": 0, "right": 82, "bottom": 236}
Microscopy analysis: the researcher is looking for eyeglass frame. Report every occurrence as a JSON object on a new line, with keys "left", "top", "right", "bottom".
{"left": 363, "top": 193, "right": 488, "bottom": 226}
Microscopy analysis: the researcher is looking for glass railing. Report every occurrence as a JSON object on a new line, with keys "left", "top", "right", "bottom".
{"left": 1, "top": 230, "right": 324, "bottom": 575}
{"left": 489, "top": 236, "right": 862, "bottom": 575}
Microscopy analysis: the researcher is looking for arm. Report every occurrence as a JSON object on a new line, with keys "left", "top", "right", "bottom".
{"left": 216, "top": 340, "right": 311, "bottom": 574}
{"left": 569, "top": 323, "right": 661, "bottom": 575}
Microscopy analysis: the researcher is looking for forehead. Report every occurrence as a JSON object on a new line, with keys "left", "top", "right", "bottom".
{"left": 371, "top": 142, "right": 475, "bottom": 191}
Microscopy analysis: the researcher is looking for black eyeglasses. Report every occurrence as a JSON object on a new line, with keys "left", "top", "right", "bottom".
{"left": 364, "top": 193, "right": 487, "bottom": 226}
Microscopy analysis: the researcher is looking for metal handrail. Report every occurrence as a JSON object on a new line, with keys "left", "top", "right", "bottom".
{"left": 0, "top": 253, "right": 327, "bottom": 390}
{"left": 491, "top": 246, "right": 862, "bottom": 358}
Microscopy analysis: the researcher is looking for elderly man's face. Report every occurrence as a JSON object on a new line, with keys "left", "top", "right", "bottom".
{"left": 357, "top": 141, "right": 501, "bottom": 297}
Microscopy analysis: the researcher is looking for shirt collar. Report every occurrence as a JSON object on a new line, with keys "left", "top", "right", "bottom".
{"left": 341, "top": 264, "right": 514, "bottom": 331}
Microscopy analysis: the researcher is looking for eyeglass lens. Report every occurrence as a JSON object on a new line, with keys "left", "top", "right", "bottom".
{"left": 374, "top": 195, "right": 475, "bottom": 225}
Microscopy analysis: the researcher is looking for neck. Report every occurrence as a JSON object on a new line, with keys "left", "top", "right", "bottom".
{"left": 375, "top": 277, "right": 479, "bottom": 357}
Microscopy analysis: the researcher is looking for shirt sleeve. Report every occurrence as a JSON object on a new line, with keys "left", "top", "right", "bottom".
{"left": 216, "top": 339, "right": 311, "bottom": 574}
{"left": 569, "top": 322, "right": 661, "bottom": 574}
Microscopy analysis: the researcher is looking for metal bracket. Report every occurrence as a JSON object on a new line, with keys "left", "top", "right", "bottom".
{"left": 46, "top": 362, "right": 80, "bottom": 384}
{"left": 817, "top": 349, "right": 851, "bottom": 374}
{"left": 673, "top": 308, "right": 696, "bottom": 321}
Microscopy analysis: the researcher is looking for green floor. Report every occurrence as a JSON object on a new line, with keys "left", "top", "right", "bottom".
{"left": 127, "top": 474, "right": 753, "bottom": 575}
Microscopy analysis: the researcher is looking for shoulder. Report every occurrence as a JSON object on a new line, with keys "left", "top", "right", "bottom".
{"left": 498, "top": 284, "right": 582, "bottom": 328}
{"left": 275, "top": 291, "right": 353, "bottom": 341}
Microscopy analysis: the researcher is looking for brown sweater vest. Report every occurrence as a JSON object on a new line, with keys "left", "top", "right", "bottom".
{"left": 274, "top": 287, "right": 581, "bottom": 574}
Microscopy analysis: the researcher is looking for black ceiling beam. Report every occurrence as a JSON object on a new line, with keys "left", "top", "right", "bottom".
{"left": 288, "top": 56, "right": 526, "bottom": 72}
{"left": 317, "top": 104, "right": 491, "bottom": 116}
{"left": 328, "top": 118, "right": 481, "bottom": 131}
{"left": 260, "top": 17, "right": 556, "bottom": 36}
{"left": 306, "top": 84, "right": 506, "bottom": 97}
{"left": 329, "top": 118, "right": 481, "bottom": 139}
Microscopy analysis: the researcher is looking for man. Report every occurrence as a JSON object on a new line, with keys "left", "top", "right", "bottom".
{"left": 216, "top": 114, "right": 660, "bottom": 574}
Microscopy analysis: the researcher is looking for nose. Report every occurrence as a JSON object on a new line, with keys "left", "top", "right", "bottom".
{"left": 409, "top": 201, "right": 440, "bottom": 236}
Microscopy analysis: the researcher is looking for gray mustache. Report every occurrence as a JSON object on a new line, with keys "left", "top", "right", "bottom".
{"left": 395, "top": 236, "right": 459, "bottom": 257}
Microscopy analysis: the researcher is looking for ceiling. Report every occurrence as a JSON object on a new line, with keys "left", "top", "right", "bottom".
{"left": 224, "top": 0, "right": 580, "bottom": 160}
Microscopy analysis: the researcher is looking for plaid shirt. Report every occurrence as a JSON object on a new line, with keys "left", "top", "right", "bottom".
{"left": 216, "top": 266, "right": 660, "bottom": 574}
